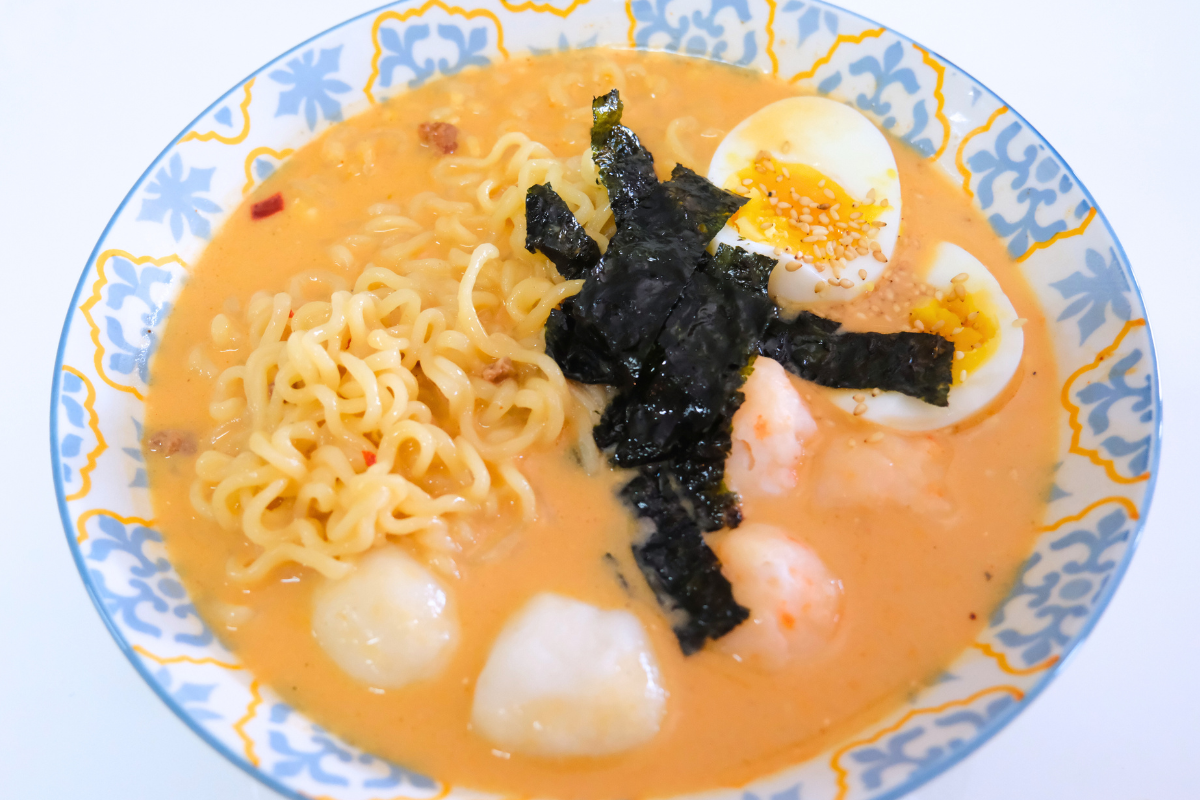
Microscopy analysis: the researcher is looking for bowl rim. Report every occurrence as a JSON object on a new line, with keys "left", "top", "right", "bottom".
{"left": 49, "top": 1, "right": 1163, "bottom": 798}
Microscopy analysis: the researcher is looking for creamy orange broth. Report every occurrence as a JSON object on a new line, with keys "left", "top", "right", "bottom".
{"left": 145, "top": 50, "right": 1059, "bottom": 799}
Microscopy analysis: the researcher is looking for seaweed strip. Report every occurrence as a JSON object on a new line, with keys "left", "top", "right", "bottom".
{"left": 543, "top": 304, "right": 624, "bottom": 385}
{"left": 594, "top": 245, "right": 775, "bottom": 467}
{"left": 590, "top": 90, "right": 659, "bottom": 224}
{"left": 622, "top": 466, "right": 749, "bottom": 655}
{"left": 524, "top": 183, "right": 602, "bottom": 280}
{"left": 759, "top": 313, "right": 955, "bottom": 406}
{"left": 562, "top": 93, "right": 748, "bottom": 383}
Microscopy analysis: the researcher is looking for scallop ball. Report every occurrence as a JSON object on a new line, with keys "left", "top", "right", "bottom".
{"left": 714, "top": 524, "right": 842, "bottom": 669}
{"left": 471, "top": 593, "right": 667, "bottom": 758}
{"left": 311, "top": 546, "right": 459, "bottom": 689}
{"left": 707, "top": 96, "right": 902, "bottom": 308}
{"left": 826, "top": 242, "right": 1025, "bottom": 430}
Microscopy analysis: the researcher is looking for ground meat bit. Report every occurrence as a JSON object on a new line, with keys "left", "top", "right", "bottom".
{"left": 418, "top": 121, "right": 458, "bottom": 155}
{"left": 147, "top": 430, "right": 196, "bottom": 456}
{"left": 251, "top": 192, "right": 284, "bottom": 220}
{"left": 481, "top": 356, "right": 516, "bottom": 383}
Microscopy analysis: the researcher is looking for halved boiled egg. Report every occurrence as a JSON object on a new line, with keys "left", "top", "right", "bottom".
{"left": 828, "top": 242, "right": 1025, "bottom": 430}
{"left": 707, "top": 96, "right": 901, "bottom": 307}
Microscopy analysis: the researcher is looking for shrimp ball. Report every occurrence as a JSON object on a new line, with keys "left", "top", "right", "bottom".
{"left": 727, "top": 357, "right": 819, "bottom": 496}
{"left": 815, "top": 432, "right": 953, "bottom": 516}
{"left": 471, "top": 593, "right": 667, "bottom": 758}
{"left": 311, "top": 546, "right": 459, "bottom": 689}
{"left": 714, "top": 524, "right": 842, "bottom": 669}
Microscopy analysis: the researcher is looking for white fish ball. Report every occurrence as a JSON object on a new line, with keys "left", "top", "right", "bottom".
{"left": 312, "top": 546, "right": 459, "bottom": 689}
{"left": 471, "top": 593, "right": 667, "bottom": 758}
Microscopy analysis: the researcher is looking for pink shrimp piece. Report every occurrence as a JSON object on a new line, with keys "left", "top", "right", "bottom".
{"left": 726, "top": 357, "right": 819, "bottom": 496}
{"left": 714, "top": 523, "right": 843, "bottom": 669}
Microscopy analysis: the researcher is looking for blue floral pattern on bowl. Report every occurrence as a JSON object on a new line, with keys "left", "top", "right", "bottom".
{"left": 50, "top": 2, "right": 1160, "bottom": 798}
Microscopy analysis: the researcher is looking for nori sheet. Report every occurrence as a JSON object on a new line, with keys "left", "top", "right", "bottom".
{"left": 590, "top": 90, "right": 659, "bottom": 225}
{"left": 622, "top": 465, "right": 749, "bottom": 655}
{"left": 524, "top": 183, "right": 602, "bottom": 280}
{"left": 594, "top": 245, "right": 776, "bottom": 468}
{"left": 568, "top": 163, "right": 747, "bottom": 383}
{"left": 759, "top": 312, "right": 955, "bottom": 406}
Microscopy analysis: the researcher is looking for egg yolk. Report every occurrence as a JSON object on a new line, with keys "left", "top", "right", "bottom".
{"left": 724, "top": 155, "right": 888, "bottom": 271}
{"left": 910, "top": 290, "right": 1000, "bottom": 385}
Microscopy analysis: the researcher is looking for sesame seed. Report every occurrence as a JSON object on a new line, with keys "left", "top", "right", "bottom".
{"left": 802, "top": 254, "right": 814, "bottom": 263}
{"left": 850, "top": 211, "right": 862, "bottom": 220}
{"left": 932, "top": 320, "right": 945, "bottom": 331}
{"left": 955, "top": 284, "right": 967, "bottom": 299}
{"left": 814, "top": 279, "right": 828, "bottom": 292}
{"left": 955, "top": 350, "right": 965, "bottom": 360}
{"left": 835, "top": 244, "right": 845, "bottom": 258}
{"left": 872, "top": 250, "right": 888, "bottom": 263}
{"left": 848, "top": 438, "right": 857, "bottom": 448}
{"left": 865, "top": 188, "right": 876, "bottom": 203}
{"left": 952, "top": 326, "right": 963, "bottom": 334}
{"left": 799, "top": 214, "right": 813, "bottom": 222}
{"left": 856, "top": 246, "right": 870, "bottom": 256}
{"left": 781, "top": 140, "right": 792, "bottom": 153}
{"left": 741, "top": 178, "right": 754, "bottom": 186}
{"left": 782, "top": 166, "right": 791, "bottom": 178}
{"left": 839, "top": 278, "right": 854, "bottom": 289}
{"left": 1013, "top": 318, "right": 1028, "bottom": 328}
{"left": 785, "top": 259, "right": 802, "bottom": 272}
{"left": 813, "top": 260, "right": 826, "bottom": 272}
{"left": 817, "top": 179, "right": 826, "bottom": 188}
{"left": 823, "top": 188, "right": 836, "bottom": 199}
{"left": 968, "top": 311, "right": 980, "bottom": 321}
{"left": 871, "top": 388, "right": 881, "bottom": 397}
{"left": 853, "top": 402, "right": 868, "bottom": 416}
{"left": 773, "top": 247, "right": 784, "bottom": 256}
{"left": 830, "top": 209, "right": 841, "bottom": 221}
{"left": 858, "top": 268, "right": 868, "bottom": 279}
{"left": 777, "top": 201, "right": 792, "bottom": 210}
{"left": 935, "top": 290, "right": 945, "bottom": 301}
{"left": 800, "top": 196, "right": 815, "bottom": 206}
{"left": 759, "top": 183, "right": 769, "bottom": 193}
{"left": 776, "top": 175, "right": 783, "bottom": 183}
{"left": 846, "top": 249, "right": 858, "bottom": 261}
{"left": 817, "top": 213, "right": 829, "bottom": 225}
{"left": 800, "top": 222, "right": 812, "bottom": 233}
{"left": 914, "top": 319, "right": 925, "bottom": 331}
{"left": 848, "top": 221, "right": 861, "bottom": 230}
{"left": 803, "top": 235, "right": 820, "bottom": 242}
{"left": 880, "top": 198, "right": 889, "bottom": 208}
{"left": 960, "top": 369, "right": 968, "bottom": 382}
{"left": 873, "top": 220, "right": 887, "bottom": 228}
{"left": 867, "top": 431, "right": 885, "bottom": 443}
{"left": 952, "top": 272, "right": 969, "bottom": 284}
{"left": 853, "top": 393, "right": 866, "bottom": 402}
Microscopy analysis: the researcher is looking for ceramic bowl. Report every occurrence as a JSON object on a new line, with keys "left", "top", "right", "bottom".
{"left": 51, "top": 1, "right": 1160, "bottom": 798}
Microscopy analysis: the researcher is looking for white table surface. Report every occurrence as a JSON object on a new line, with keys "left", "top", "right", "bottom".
{"left": 2, "top": 0, "right": 1196, "bottom": 797}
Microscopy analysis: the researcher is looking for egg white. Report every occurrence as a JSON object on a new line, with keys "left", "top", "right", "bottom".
{"left": 828, "top": 242, "right": 1025, "bottom": 430}
{"left": 707, "top": 96, "right": 902, "bottom": 307}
